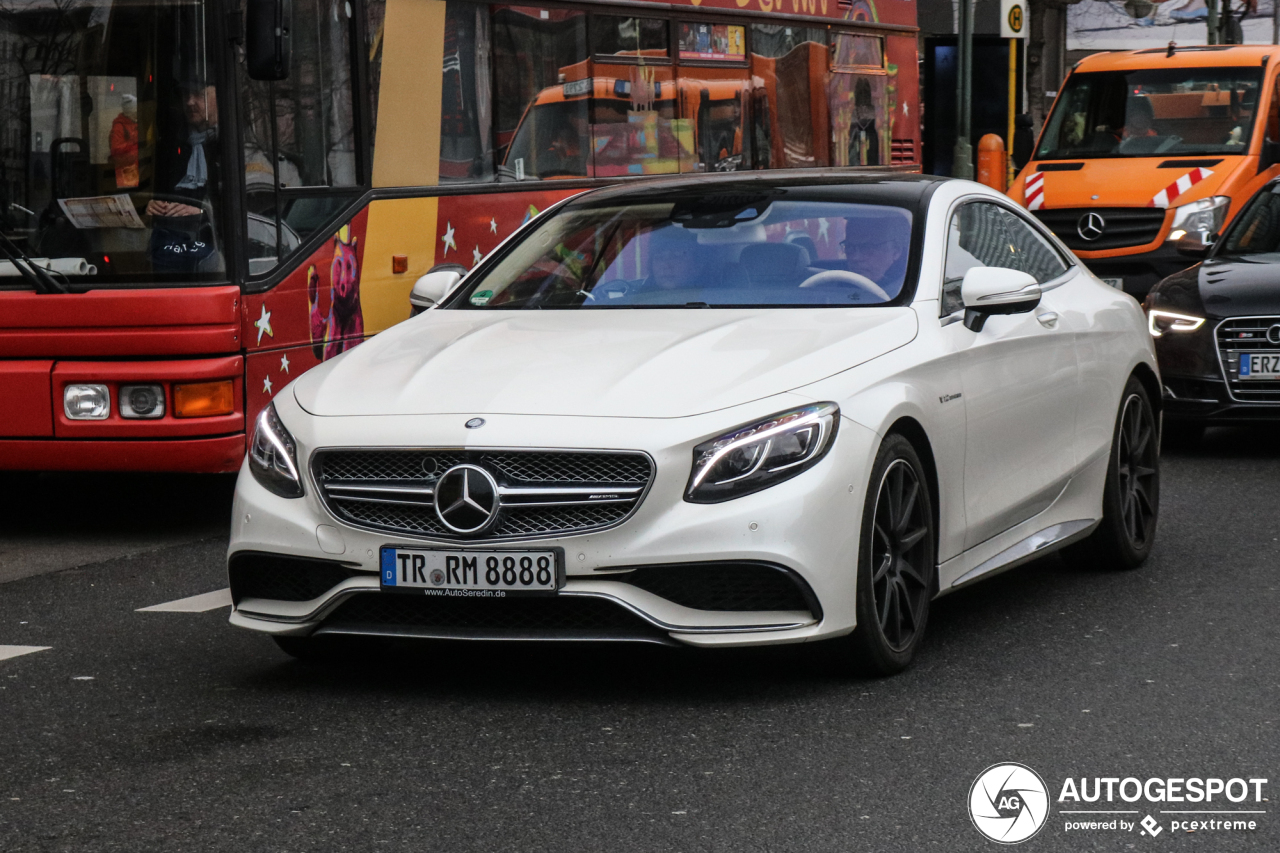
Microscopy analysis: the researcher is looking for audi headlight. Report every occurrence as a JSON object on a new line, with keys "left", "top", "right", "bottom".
{"left": 248, "top": 403, "right": 303, "bottom": 498}
{"left": 685, "top": 403, "right": 839, "bottom": 503}
{"left": 1168, "top": 196, "right": 1230, "bottom": 240}
{"left": 1147, "top": 309, "right": 1205, "bottom": 338}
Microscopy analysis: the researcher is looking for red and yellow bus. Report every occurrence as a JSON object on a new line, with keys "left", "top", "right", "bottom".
{"left": 0, "top": 0, "right": 919, "bottom": 473}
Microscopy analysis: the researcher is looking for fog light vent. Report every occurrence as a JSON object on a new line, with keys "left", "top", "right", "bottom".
{"left": 119, "top": 384, "right": 165, "bottom": 418}
{"left": 64, "top": 384, "right": 110, "bottom": 420}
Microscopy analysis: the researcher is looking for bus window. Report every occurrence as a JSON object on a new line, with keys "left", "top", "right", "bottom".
{"left": 240, "top": 0, "right": 359, "bottom": 275}
{"left": 0, "top": 0, "right": 228, "bottom": 282}
{"left": 829, "top": 34, "right": 888, "bottom": 167}
{"left": 591, "top": 16, "right": 670, "bottom": 59}
{"left": 678, "top": 77, "right": 749, "bottom": 173}
{"left": 491, "top": 6, "right": 589, "bottom": 168}
{"left": 440, "top": 1, "right": 495, "bottom": 183}
{"left": 750, "top": 25, "right": 829, "bottom": 169}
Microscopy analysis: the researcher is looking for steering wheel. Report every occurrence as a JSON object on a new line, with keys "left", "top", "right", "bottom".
{"left": 799, "top": 269, "right": 892, "bottom": 303}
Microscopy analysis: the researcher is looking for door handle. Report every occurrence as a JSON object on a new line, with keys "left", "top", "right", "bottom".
{"left": 1036, "top": 311, "right": 1059, "bottom": 329}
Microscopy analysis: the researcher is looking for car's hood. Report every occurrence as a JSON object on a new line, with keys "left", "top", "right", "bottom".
{"left": 1194, "top": 254, "right": 1280, "bottom": 316}
{"left": 1020, "top": 156, "right": 1245, "bottom": 209}
{"left": 293, "top": 308, "right": 917, "bottom": 419}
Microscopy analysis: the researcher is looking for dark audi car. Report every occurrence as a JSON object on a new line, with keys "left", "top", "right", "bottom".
{"left": 1146, "top": 178, "right": 1280, "bottom": 444}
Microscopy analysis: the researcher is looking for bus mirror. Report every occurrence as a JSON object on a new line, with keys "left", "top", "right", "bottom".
{"left": 246, "top": 0, "right": 291, "bottom": 81}
{"left": 1261, "top": 139, "right": 1280, "bottom": 171}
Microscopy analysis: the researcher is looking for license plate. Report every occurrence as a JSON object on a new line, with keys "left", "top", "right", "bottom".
{"left": 1101, "top": 277, "right": 1124, "bottom": 289}
{"left": 1240, "top": 353, "right": 1280, "bottom": 379}
{"left": 380, "top": 547, "right": 562, "bottom": 596}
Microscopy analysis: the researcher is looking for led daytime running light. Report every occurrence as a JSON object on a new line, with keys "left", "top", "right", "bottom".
{"left": 691, "top": 408, "right": 830, "bottom": 492}
{"left": 1147, "top": 309, "right": 1205, "bottom": 338}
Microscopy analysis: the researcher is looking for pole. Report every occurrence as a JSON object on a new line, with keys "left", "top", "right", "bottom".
{"left": 1007, "top": 38, "right": 1017, "bottom": 189}
{"left": 1207, "top": 0, "right": 1219, "bottom": 44}
{"left": 954, "top": 0, "right": 974, "bottom": 179}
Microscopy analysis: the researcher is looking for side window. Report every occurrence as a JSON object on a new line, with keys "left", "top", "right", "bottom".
{"left": 942, "top": 202, "right": 1009, "bottom": 314}
{"left": 999, "top": 210, "right": 1070, "bottom": 283}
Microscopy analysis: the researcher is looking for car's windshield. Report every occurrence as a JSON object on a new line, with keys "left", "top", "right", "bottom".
{"left": 1219, "top": 182, "right": 1280, "bottom": 259}
{"left": 0, "top": 0, "right": 227, "bottom": 287}
{"left": 1037, "top": 67, "right": 1262, "bottom": 160}
{"left": 452, "top": 195, "right": 915, "bottom": 309}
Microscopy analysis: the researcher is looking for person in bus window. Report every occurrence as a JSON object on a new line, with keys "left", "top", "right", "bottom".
{"left": 842, "top": 213, "right": 909, "bottom": 296}
{"left": 848, "top": 78, "right": 880, "bottom": 166}
{"left": 541, "top": 123, "right": 585, "bottom": 177}
{"left": 109, "top": 94, "right": 139, "bottom": 189}
{"left": 146, "top": 77, "right": 222, "bottom": 273}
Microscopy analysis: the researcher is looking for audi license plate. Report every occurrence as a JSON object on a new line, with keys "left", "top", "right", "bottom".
{"left": 380, "top": 547, "right": 562, "bottom": 596}
{"left": 1240, "top": 353, "right": 1280, "bottom": 379}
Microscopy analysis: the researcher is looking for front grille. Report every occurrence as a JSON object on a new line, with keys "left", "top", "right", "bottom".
{"left": 1216, "top": 316, "right": 1280, "bottom": 403}
{"left": 228, "top": 552, "right": 362, "bottom": 604}
{"left": 320, "top": 591, "right": 669, "bottom": 642}
{"left": 314, "top": 449, "right": 654, "bottom": 541}
{"left": 1032, "top": 207, "right": 1166, "bottom": 251}
{"left": 613, "top": 562, "right": 818, "bottom": 615}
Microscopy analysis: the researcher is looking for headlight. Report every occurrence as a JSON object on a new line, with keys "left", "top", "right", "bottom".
{"left": 248, "top": 403, "right": 303, "bottom": 498}
{"left": 1168, "top": 196, "right": 1230, "bottom": 240}
{"left": 685, "top": 403, "right": 839, "bottom": 503}
{"left": 1147, "top": 309, "right": 1205, "bottom": 338}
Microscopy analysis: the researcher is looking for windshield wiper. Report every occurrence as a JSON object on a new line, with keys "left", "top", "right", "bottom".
{"left": 0, "top": 232, "right": 67, "bottom": 294}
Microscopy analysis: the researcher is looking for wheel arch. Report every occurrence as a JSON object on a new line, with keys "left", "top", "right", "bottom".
{"left": 1131, "top": 361, "right": 1162, "bottom": 417}
{"left": 885, "top": 416, "right": 942, "bottom": 596}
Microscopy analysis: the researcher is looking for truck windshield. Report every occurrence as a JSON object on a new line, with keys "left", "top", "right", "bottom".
{"left": 1037, "top": 67, "right": 1263, "bottom": 160}
{"left": 0, "top": 0, "right": 226, "bottom": 288}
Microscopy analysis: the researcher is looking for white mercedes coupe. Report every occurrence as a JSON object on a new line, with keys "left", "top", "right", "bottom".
{"left": 228, "top": 173, "right": 1161, "bottom": 675}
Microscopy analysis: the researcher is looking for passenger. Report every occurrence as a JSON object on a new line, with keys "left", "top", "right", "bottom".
{"left": 842, "top": 213, "right": 910, "bottom": 295}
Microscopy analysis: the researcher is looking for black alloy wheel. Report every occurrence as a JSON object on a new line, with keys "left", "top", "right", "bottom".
{"left": 1066, "top": 374, "right": 1160, "bottom": 570}
{"left": 841, "top": 433, "right": 936, "bottom": 676}
{"left": 1116, "top": 392, "right": 1159, "bottom": 551}
{"left": 870, "top": 459, "right": 932, "bottom": 651}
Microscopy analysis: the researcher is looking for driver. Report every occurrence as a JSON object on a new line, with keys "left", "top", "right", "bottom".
{"left": 147, "top": 76, "right": 222, "bottom": 273}
{"left": 842, "top": 213, "right": 910, "bottom": 296}
{"left": 636, "top": 227, "right": 701, "bottom": 292}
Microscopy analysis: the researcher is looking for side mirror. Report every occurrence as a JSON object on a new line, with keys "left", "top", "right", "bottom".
{"left": 246, "top": 0, "right": 291, "bottom": 81}
{"left": 1261, "top": 138, "right": 1280, "bottom": 171}
{"left": 961, "top": 267, "right": 1041, "bottom": 332}
{"left": 410, "top": 269, "right": 463, "bottom": 315}
{"left": 1175, "top": 230, "right": 1215, "bottom": 258}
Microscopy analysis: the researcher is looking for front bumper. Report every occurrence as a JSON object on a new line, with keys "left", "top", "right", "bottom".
{"left": 227, "top": 393, "right": 881, "bottom": 648}
{"left": 1162, "top": 374, "right": 1280, "bottom": 424}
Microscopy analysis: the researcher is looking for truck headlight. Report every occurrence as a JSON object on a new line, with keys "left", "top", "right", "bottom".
{"left": 248, "top": 403, "right": 303, "bottom": 498}
{"left": 685, "top": 403, "right": 839, "bottom": 503}
{"left": 1168, "top": 196, "right": 1230, "bottom": 240}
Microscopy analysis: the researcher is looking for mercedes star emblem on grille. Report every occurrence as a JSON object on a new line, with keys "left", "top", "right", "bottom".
{"left": 1268, "top": 325, "right": 1280, "bottom": 345}
{"left": 1077, "top": 211, "right": 1106, "bottom": 242}
{"left": 434, "top": 464, "right": 500, "bottom": 534}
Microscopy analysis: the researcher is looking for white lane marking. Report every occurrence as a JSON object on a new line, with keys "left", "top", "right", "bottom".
{"left": 137, "top": 588, "right": 232, "bottom": 613}
{"left": 0, "top": 645, "right": 51, "bottom": 662}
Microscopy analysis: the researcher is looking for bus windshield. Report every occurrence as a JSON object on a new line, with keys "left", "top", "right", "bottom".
{"left": 0, "top": 0, "right": 227, "bottom": 287}
{"left": 1037, "top": 67, "right": 1263, "bottom": 160}
{"left": 451, "top": 196, "right": 915, "bottom": 309}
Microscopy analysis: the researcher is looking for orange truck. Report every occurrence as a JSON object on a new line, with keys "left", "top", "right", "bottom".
{"left": 1009, "top": 45, "right": 1280, "bottom": 298}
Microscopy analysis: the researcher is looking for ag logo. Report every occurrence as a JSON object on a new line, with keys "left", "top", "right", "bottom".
{"left": 968, "top": 763, "right": 1050, "bottom": 844}
{"left": 429, "top": 568, "right": 445, "bottom": 586}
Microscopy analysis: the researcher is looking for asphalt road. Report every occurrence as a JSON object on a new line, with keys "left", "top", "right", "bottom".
{"left": 0, "top": 431, "right": 1276, "bottom": 852}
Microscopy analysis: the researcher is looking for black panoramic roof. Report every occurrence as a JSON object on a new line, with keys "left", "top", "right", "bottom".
{"left": 570, "top": 170, "right": 947, "bottom": 208}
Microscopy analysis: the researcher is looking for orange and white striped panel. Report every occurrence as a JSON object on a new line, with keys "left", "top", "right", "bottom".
{"left": 1024, "top": 172, "right": 1045, "bottom": 211}
{"left": 1148, "top": 168, "right": 1213, "bottom": 209}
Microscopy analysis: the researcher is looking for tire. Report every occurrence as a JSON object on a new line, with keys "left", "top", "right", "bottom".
{"left": 1067, "top": 375, "right": 1160, "bottom": 570}
{"left": 1161, "top": 420, "right": 1204, "bottom": 451}
{"left": 838, "top": 433, "right": 936, "bottom": 676}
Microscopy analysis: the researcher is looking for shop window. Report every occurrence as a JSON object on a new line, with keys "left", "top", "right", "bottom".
{"left": 591, "top": 16, "right": 669, "bottom": 60}
{"left": 830, "top": 33, "right": 883, "bottom": 70}
{"left": 749, "top": 24, "right": 828, "bottom": 169}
